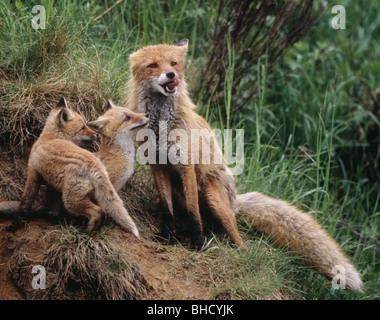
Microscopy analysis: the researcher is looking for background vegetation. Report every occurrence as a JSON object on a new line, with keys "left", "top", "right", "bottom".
{"left": 0, "top": 0, "right": 378, "bottom": 299}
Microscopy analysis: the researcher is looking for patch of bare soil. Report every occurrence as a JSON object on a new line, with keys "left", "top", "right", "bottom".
{"left": 0, "top": 218, "right": 213, "bottom": 300}
{"left": 118, "top": 231, "right": 212, "bottom": 300}
{"left": 0, "top": 219, "right": 24, "bottom": 299}
{"left": 0, "top": 219, "right": 58, "bottom": 299}
{"left": 0, "top": 147, "right": 29, "bottom": 299}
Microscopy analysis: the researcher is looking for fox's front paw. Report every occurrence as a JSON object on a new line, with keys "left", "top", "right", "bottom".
{"left": 190, "top": 234, "right": 204, "bottom": 251}
{"left": 154, "top": 228, "right": 176, "bottom": 245}
{"left": 189, "top": 222, "right": 204, "bottom": 251}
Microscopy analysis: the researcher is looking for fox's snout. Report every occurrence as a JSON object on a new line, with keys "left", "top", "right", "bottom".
{"left": 156, "top": 72, "right": 180, "bottom": 95}
{"left": 85, "top": 127, "right": 97, "bottom": 137}
{"left": 157, "top": 72, "right": 178, "bottom": 84}
{"left": 91, "top": 131, "right": 99, "bottom": 141}
{"left": 140, "top": 114, "right": 149, "bottom": 126}
{"left": 123, "top": 112, "right": 149, "bottom": 133}
{"left": 166, "top": 72, "right": 175, "bottom": 79}
{"left": 83, "top": 128, "right": 98, "bottom": 141}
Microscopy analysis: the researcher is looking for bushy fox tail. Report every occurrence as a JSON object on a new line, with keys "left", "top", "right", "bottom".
{"left": 235, "top": 192, "right": 364, "bottom": 292}
{"left": 92, "top": 176, "right": 140, "bottom": 238}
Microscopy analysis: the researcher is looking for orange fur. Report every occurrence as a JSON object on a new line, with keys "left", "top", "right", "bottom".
{"left": 127, "top": 39, "right": 242, "bottom": 248}
{"left": 19, "top": 98, "right": 139, "bottom": 237}
{"left": 89, "top": 100, "right": 149, "bottom": 192}
{"left": 125, "top": 39, "right": 364, "bottom": 291}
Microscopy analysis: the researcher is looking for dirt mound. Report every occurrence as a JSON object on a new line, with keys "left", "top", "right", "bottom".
{"left": 0, "top": 219, "right": 24, "bottom": 299}
{"left": 0, "top": 218, "right": 212, "bottom": 300}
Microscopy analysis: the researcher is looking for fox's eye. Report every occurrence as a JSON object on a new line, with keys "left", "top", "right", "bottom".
{"left": 124, "top": 116, "right": 131, "bottom": 121}
{"left": 148, "top": 63, "right": 158, "bottom": 68}
{"left": 171, "top": 61, "right": 177, "bottom": 66}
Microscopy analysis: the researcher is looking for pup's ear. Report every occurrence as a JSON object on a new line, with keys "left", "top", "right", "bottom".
{"left": 55, "top": 97, "right": 67, "bottom": 109}
{"left": 175, "top": 38, "right": 189, "bottom": 48}
{"left": 106, "top": 100, "right": 116, "bottom": 111}
{"left": 57, "top": 107, "right": 74, "bottom": 127}
{"left": 88, "top": 118, "right": 109, "bottom": 132}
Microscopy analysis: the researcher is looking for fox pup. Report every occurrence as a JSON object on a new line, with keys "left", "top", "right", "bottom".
{"left": 89, "top": 100, "right": 149, "bottom": 192}
{"left": 19, "top": 98, "right": 139, "bottom": 237}
{"left": 126, "top": 39, "right": 363, "bottom": 291}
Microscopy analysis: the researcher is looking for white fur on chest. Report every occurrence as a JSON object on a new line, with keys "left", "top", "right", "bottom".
{"left": 115, "top": 132, "right": 135, "bottom": 186}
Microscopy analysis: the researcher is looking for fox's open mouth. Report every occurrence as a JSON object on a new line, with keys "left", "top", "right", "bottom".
{"left": 131, "top": 122, "right": 149, "bottom": 130}
{"left": 161, "top": 76, "right": 180, "bottom": 94}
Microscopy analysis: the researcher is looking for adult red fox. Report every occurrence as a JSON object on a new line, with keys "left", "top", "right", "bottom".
{"left": 19, "top": 98, "right": 140, "bottom": 237}
{"left": 126, "top": 39, "right": 363, "bottom": 292}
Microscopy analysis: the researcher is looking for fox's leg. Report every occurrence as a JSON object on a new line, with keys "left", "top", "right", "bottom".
{"left": 43, "top": 187, "right": 64, "bottom": 218}
{"left": 63, "top": 195, "right": 103, "bottom": 233}
{"left": 62, "top": 183, "right": 103, "bottom": 232}
{"left": 180, "top": 165, "right": 204, "bottom": 250}
{"left": 151, "top": 165, "right": 175, "bottom": 239}
{"left": 19, "top": 168, "right": 42, "bottom": 213}
{"left": 203, "top": 181, "right": 243, "bottom": 246}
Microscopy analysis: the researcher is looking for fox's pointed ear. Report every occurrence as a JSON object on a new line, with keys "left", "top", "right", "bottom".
{"left": 106, "top": 100, "right": 116, "bottom": 111}
{"left": 88, "top": 118, "right": 109, "bottom": 132}
{"left": 175, "top": 39, "right": 188, "bottom": 58}
{"left": 57, "top": 107, "right": 74, "bottom": 127}
{"left": 175, "top": 38, "right": 189, "bottom": 48}
{"left": 56, "top": 97, "right": 67, "bottom": 109}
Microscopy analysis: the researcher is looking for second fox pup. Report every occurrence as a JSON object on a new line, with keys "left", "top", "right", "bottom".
{"left": 19, "top": 98, "right": 139, "bottom": 237}
{"left": 89, "top": 100, "right": 149, "bottom": 192}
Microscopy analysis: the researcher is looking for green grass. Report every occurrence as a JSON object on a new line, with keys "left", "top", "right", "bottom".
{"left": 200, "top": 233, "right": 305, "bottom": 300}
{"left": 229, "top": 1, "right": 380, "bottom": 299}
{"left": 0, "top": 0, "right": 379, "bottom": 299}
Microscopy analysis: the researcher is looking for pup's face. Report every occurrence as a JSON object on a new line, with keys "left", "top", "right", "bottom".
{"left": 89, "top": 102, "right": 149, "bottom": 140}
{"left": 48, "top": 98, "right": 97, "bottom": 144}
